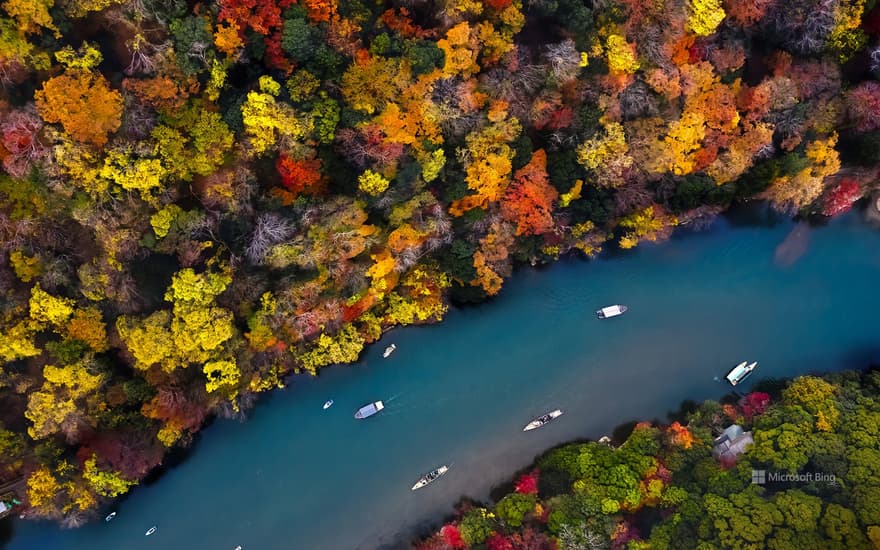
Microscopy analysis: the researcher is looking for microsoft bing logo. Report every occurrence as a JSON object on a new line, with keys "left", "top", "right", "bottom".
{"left": 752, "top": 470, "right": 766, "bottom": 484}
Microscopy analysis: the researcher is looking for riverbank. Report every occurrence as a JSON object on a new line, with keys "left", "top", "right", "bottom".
{"left": 413, "top": 367, "right": 880, "bottom": 549}
{"left": 5, "top": 208, "right": 880, "bottom": 550}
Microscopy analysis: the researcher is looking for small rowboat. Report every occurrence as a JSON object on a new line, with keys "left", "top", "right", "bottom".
{"left": 597, "top": 305, "right": 628, "bottom": 319}
{"left": 145, "top": 526, "right": 157, "bottom": 536}
{"left": 523, "top": 409, "right": 564, "bottom": 431}
{"left": 383, "top": 344, "right": 397, "bottom": 358}
{"left": 411, "top": 466, "right": 449, "bottom": 490}
{"left": 323, "top": 400, "right": 334, "bottom": 410}
{"left": 105, "top": 512, "right": 116, "bottom": 522}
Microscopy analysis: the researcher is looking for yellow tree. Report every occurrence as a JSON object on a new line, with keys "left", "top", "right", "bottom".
{"left": 25, "top": 361, "right": 105, "bottom": 440}
{"left": 437, "top": 22, "right": 480, "bottom": 78}
{"left": 604, "top": 34, "right": 640, "bottom": 74}
{"left": 3, "top": 0, "right": 58, "bottom": 36}
{"left": 29, "top": 284, "right": 74, "bottom": 328}
{"left": 241, "top": 77, "right": 312, "bottom": 155}
{"left": 687, "top": 0, "right": 726, "bottom": 36}
{"left": 765, "top": 135, "right": 840, "bottom": 211}
{"left": 617, "top": 206, "right": 678, "bottom": 249}
{"left": 576, "top": 122, "right": 633, "bottom": 186}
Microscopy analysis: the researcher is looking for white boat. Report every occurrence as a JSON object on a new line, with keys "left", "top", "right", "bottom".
{"left": 354, "top": 401, "right": 384, "bottom": 419}
{"left": 383, "top": 344, "right": 397, "bottom": 358}
{"left": 145, "top": 526, "right": 157, "bottom": 536}
{"left": 323, "top": 400, "right": 333, "bottom": 410}
{"left": 726, "top": 361, "right": 757, "bottom": 386}
{"left": 597, "top": 305, "right": 627, "bottom": 319}
{"left": 523, "top": 409, "right": 564, "bottom": 431}
{"left": 411, "top": 465, "right": 449, "bottom": 490}
{"left": 105, "top": 512, "right": 116, "bottom": 522}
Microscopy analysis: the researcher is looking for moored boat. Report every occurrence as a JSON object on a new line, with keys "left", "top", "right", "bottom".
{"left": 523, "top": 409, "right": 564, "bottom": 431}
{"left": 354, "top": 400, "right": 384, "bottom": 419}
{"left": 726, "top": 361, "right": 757, "bottom": 386}
{"left": 597, "top": 305, "right": 628, "bottom": 319}
{"left": 383, "top": 344, "right": 397, "bottom": 358}
{"left": 411, "top": 465, "right": 449, "bottom": 490}
{"left": 323, "top": 400, "right": 333, "bottom": 410}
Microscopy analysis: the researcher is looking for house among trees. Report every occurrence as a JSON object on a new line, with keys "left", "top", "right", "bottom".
{"left": 712, "top": 424, "right": 754, "bottom": 465}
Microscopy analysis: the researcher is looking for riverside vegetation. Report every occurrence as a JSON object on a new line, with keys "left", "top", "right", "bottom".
{"left": 415, "top": 371, "right": 880, "bottom": 550}
{"left": 0, "top": 0, "right": 878, "bottom": 527}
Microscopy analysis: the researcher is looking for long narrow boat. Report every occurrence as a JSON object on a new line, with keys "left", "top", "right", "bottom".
{"left": 523, "top": 409, "right": 564, "bottom": 431}
{"left": 145, "top": 526, "right": 157, "bottom": 536}
{"left": 411, "top": 465, "right": 449, "bottom": 490}
{"left": 383, "top": 344, "right": 397, "bottom": 358}
{"left": 354, "top": 400, "right": 384, "bottom": 419}
{"left": 726, "top": 361, "right": 758, "bottom": 386}
{"left": 597, "top": 305, "right": 628, "bottom": 319}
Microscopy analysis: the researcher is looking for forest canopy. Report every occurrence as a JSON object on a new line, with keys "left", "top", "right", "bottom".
{"left": 0, "top": 0, "right": 878, "bottom": 526}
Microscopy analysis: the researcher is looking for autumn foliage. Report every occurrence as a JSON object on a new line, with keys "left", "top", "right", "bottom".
{"left": 514, "top": 470, "right": 539, "bottom": 495}
{"left": 276, "top": 155, "right": 324, "bottom": 198}
{"left": 34, "top": 71, "right": 123, "bottom": 146}
{"left": 0, "top": 0, "right": 877, "bottom": 526}
{"left": 501, "top": 150, "right": 558, "bottom": 236}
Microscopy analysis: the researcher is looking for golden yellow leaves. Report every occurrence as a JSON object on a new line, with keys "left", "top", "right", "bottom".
{"left": 661, "top": 111, "right": 707, "bottom": 176}
{"left": 559, "top": 180, "right": 584, "bottom": 207}
{"left": 358, "top": 169, "right": 391, "bottom": 195}
{"left": 366, "top": 249, "right": 398, "bottom": 296}
{"left": 241, "top": 87, "right": 312, "bottom": 155}
{"left": 29, "top": 284, "right": 74, "bottom": 327}
{"left": 618, "top": 206, "right": 678, "bottom": 249}
{"left": 687, "top": 0, "right": 726, "bottom": 36}
{"left": 605, "top": 35, "right": 640, "bottom": 74}
{"left": 472, "top": 251, "right": 504, "bottom": 295}
{"left": 576, "top": 122, "right": 633, "bottom": 185}
{"left": 438, "top": 22, "right": 480, "bottom": 78}
{"left": 766, "top": 135, "right": 841, "bottom": 211}
{"left": 203, "top": 360, "right": 241, "bottom": 393}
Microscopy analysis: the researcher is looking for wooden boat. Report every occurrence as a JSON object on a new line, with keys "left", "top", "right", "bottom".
{"left": 597, "top": 305, "right": 628, "bottom": 319}
{"left": 523, "top": 409, "right": 564, "bottom": 431}
{"left": 411, "top": 466, "right": 449, "bottom": 490}
{"left": 354, "top": 401, "right": 384, "bottom": 419}
{"left": 105, "top": 512, "right": 116, "bottom": 522}
{"left": 145, "top": 526, "right": 157, "bottom": 536}
{"left": 383, "top": 344, "right": 397, "bottom": 358}
{"left": 726, "top": 361, "right": 757, "bottom": 386}
{"left": 323, "top": 400, "right": 333, "bottom": 410}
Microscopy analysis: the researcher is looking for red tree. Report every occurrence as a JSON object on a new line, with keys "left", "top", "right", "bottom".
{"left": 217, "top": 0, "right": 295, "bottom": 70}
{"left": 441, "top": 524, "right": 466, "bottom": 549}
{"left": 823, "top": 178, "right": 861, "bottom": 217}
{"left": 1, "top": 108, "right": 46, "bottom": 178}
{"left": 276, "top": 155, "right": 325, "bottom": 198}
{"left": 846, "top": 82, "right": 880, "bottom": 132}
{"left": 515, "top": 470, "right": 539, "bottom": 495}
{"left": 739, "top": 392, "right": 772, "bottom": 420}
{"left": 484, "top": 0, "right": 513, "bottom": 10}
{"left": 500, "top": 149, "right": 559, "bottom": 236}
{"left": 487, "top": 533, "right": 515, "bottom": 550}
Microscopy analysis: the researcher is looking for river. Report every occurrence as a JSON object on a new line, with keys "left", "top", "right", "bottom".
{"left": 5, "top": 205, "right": 880, "bottom": 550}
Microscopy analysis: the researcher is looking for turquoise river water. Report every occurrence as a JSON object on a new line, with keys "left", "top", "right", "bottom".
{"left": 5, "top": 206, "right": 880, "bottom": 550}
